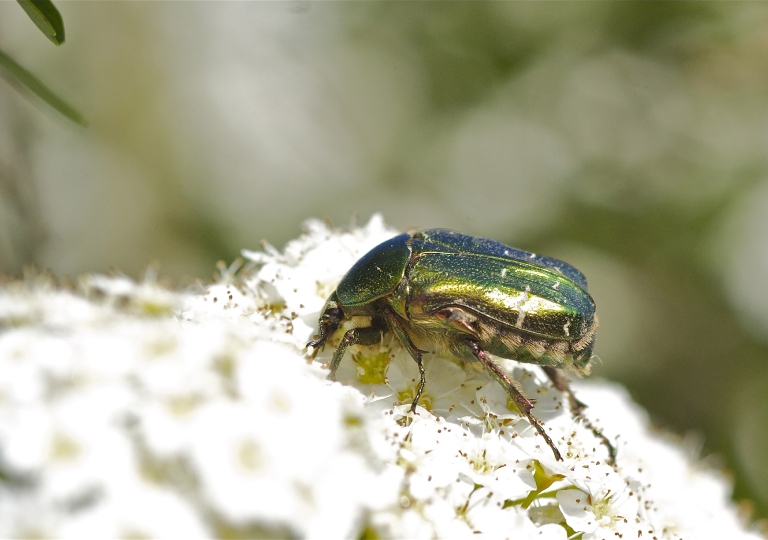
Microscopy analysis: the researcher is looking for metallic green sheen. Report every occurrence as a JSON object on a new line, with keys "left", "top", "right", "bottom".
{"left": 309, "top": 228, "right": 606, "bottom": 462}
{"left": 410, "top": 228, "right": 589, "bottom": 291}
{"left": 335, "top": 233, "right": 411, "bottom": 307}
{"left": 405, "top": 252, "right": 594, "bottom": 341}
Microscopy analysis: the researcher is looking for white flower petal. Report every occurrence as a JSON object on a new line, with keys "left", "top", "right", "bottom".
{"left": 0, "top": 215, "right": 761, "bottom": 539}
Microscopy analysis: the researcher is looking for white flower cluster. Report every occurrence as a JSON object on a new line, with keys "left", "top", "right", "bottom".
{"left": 0, "top": 215, "right": 762, "bottom": 539}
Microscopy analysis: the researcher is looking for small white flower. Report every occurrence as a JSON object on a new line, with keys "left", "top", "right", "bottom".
{"left": 557, "top": 486, "right": 641, "bottom": 540}
{"left": 458, "top": 435, "right": 536, "bottom": 503}
{"left": 59, "top": 483, "right": 211, "bottom": 538}
{"left": 386, "top": 354, "right": 470, "bottom": 415}
{"left": 0, "top": 215, "right": 762, "bottom": 539}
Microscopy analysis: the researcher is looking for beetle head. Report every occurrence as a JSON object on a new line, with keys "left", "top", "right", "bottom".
{"left": 307, "top": 292, "right": 345, "bottom": 358}
{"left": 319, "top": 293, "right": 344, "bottom": 324}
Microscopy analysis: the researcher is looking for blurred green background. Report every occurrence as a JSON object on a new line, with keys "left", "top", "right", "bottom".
{"left": 3, "top": 1, "right": 768, "bottom": 523}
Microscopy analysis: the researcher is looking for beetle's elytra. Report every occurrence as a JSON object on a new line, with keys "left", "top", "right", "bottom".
{"left": 308, "top": 229, "right": 608, "bottom": 462}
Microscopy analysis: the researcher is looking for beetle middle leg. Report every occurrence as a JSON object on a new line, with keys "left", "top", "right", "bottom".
{"left": 465, "top": 340, "right": 563, "bottom": 462}
{"left": 382, "top": 312, "right": 426, "bottom": 413}
{"left": 543, "top": 366, "right": 616, "bottom": 463}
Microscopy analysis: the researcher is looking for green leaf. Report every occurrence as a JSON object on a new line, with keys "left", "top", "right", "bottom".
{"left": 0, "top": 47, "right": 86, "bottom": 126}
{"left": 505, "top": 461, "right": 567, "bottom": 509}
{"left": 16, "top": 0, "right": 65, "bottom": 46}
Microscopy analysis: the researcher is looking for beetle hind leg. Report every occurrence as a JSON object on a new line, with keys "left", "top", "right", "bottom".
{"left": 464, "top": 340, "right": 563, "bottom": 462}
{"left": 543, "top": 366, "right": 586, "bottom": 414}
{"left": 542, "top": 366, "right": 616, "bottom": 464}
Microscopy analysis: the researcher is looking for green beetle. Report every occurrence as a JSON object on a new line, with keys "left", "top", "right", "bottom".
{"left": 308, "top": 229, "right": 604, "bottom": 462}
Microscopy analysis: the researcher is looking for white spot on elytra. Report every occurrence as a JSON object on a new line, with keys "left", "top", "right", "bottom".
{"left": 485, "top": 287, "right": 565, "bottom": 330}
{"left": 516, "top": 309, "right": 526, "bottom": 328}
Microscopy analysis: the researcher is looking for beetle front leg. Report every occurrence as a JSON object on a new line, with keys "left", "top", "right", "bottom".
{"left": 307, "top": 293, "right": 345, "bottom": 359}
{"left": 466, "top": 341, "right": 563, "bottom": 462}
{"left": 327, "top": 326, "right": 383, "bottom": 381}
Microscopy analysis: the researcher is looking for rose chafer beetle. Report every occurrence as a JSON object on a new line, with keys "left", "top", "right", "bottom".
{"left": 308, "top": 229, "right": 608, "bottom": 462}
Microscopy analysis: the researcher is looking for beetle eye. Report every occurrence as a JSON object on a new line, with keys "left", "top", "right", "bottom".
{"left": 326, "top": 307, "right": 344, "bottom": 322}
